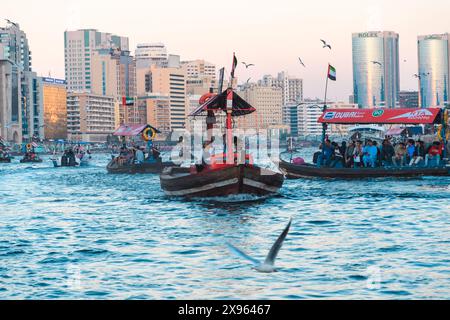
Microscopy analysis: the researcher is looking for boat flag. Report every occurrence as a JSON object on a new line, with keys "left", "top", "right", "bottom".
{"left": 328, "top": 64, "right": 336, "bottom": 81}
{"left": 231, "top": 53, "right": 238, "bottom": 79}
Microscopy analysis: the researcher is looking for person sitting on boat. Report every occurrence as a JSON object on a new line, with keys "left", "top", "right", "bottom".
{"left": 135, "top": 146, "right": 145, "bottom": 164}
{"left": 425, "top": 141, "right": 442, "bottom": 167}
{"left": 381, "top": 139, "right": 395, "bottom": 166}
{"left": 392, "top": 142, "right": 407, "bottom": 167}
{"left": 319, "top": 140, "right": 335, "bottom": 166}
{"left": 344, "top": 141, "right": 355, "bottom": 168}
{"left": 410, "top": 141, "right": 425, "bottom": 166}
{"left": 352, "top": 140, "right": 363, "bottom": 168}
{"left": 406, "top": 139, "right": 416, "bottom": 165}
{"left": 362, "top": 140, "right": 378, "bottom": 168}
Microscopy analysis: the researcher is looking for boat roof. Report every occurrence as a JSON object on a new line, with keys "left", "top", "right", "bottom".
{"left": 189, "top": 89, "right": 256, "bottom": 117}
{"left": 318, "top": 108, "right": 442, "bottom": 125}
{"left": 113, "top": 124, "right": 161, "bottom": 137}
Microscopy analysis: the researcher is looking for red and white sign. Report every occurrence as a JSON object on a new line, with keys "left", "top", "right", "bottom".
{"left": 318, "top": 108, "right": 441, "bottom": 124}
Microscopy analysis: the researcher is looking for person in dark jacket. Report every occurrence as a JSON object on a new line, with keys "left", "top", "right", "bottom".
{"left": 381, "top": 139, "right": 395, "bottom": 166}
{"left": 410, "top": 141, "right": 425, "bottom": 166}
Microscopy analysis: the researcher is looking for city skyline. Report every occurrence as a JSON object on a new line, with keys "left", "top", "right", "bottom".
{"left": 1, "top": 0, "right": 450, "bottom": 101}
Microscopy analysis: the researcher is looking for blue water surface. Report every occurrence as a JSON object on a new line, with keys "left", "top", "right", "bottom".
{"left": 0, "top": 151, "right": 449, "bottom": 300}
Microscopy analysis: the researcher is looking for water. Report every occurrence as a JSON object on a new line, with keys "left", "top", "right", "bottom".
{"left": 0, "top": 151, "right": 449, "bottom": 300}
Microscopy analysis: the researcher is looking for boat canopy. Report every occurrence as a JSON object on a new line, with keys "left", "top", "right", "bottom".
{"left": 385, "top": 127, "right": 407, "bottom": 136}
{"left": 189, "top": 89, "right": 256, "bottom": 117}
{"left": 113, "top": 124, "right": 161, "bottom": 137}
{"left": 318, "top": 108, "right": 442, "bottom": 125}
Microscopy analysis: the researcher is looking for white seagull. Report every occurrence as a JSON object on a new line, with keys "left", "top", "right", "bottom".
{"left": 320, "top": 39, "right": 332, "bottom": 50}
{"left": 242, "top": 62, "right": 255, "bottom": 69}
{"left": 226, "top": 218, "right": 292, "bottom": 273}
{"left": 371, "top": 61, "right": 382, "bottom": 66}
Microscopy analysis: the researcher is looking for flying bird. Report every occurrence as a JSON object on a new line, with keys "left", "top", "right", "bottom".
{"left": 242, "top": 62, "right": 255, "bottom": 69}
{"left": 298, "top": 58, "right": 306, "bottom": 67}
{"left": 320, "top": 39, "right": 332, "bottom": 50}
{"left": 5, "top": 19, "right": 18, "bottom": 27}
{"left": 226, "top": 218, "right": 292, "bottom": 273}
{"left": 371, "top": 61, "right": 382, "bottom": 66}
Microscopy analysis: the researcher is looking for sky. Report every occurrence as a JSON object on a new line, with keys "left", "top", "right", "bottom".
{"left": 1, "top": 0, "right": 450, "bottom": 101}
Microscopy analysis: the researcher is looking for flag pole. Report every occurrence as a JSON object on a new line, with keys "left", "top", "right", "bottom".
{"left": 321, "top": 64, "right": 330, "bottom": 166}
{"left": 226, "top": 53, "right": 236, "bottom": 164}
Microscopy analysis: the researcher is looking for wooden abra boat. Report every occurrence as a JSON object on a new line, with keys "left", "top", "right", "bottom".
{"left": 280, "top": 159, "right": 450, "bottom": 179}
{"left": 107, "top": 159, "right": 176, "bottom": 174}
{"left": 160, "top": 73, "right": 285, "bottom": 198}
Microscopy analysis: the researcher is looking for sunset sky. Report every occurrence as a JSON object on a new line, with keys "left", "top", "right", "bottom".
{"left": 1, "top": 0, "right": 449, "bottom": 101}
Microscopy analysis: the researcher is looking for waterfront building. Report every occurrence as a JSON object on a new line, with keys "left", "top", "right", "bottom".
{"left": 180, "top": 60, "right": 217, "bottom": 95}
{"left": 137, "top": 94, "right": 171, "bottom": 136}
{"left": 66, "top": 93, "right": 115, "bottom": 142}
{"left": 40, "top": 77, "right": 68, "bottom": 140}
{"left": 259, "top": 71, "right": 303, "bottom": 105}
{"left": 352, "top": 31, "right": 400, "bottom": 109}
{"left": 91, "top": 48, "right": 138, "bottom": 125}
{"left": 238, "top": 84, "right": 283, "bottom": 130}
{"left": 64, "top": 29, "right": 129, "bottom": 93}
{"left": 135, "top": 43, "right": 168, "bottom": 68}
{"left": 399, "top": 91, "right": 419, "bottom": 109}
{"left": 417, "top": 33, "right": 450, "bottom": 107}
{"left": 1, "top": 22, "right": 43, "bottom": 142}
{"left": 145, "top": 66, "right": 187, "bottom": 130}
{"left": 296, "top": 100, "right": 358, "bottom": 138}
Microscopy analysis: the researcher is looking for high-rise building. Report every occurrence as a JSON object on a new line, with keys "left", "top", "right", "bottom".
{"left": 135, "top": 43, "right": 168, "bottom": 68}
{"left": 146, "top": 66, "right": 187, "bottom": 130}
{"left": 296, "top": 100, "right": 358, "bottom": 137}
{"left": 352, "top": 31, "right": 400, "bottom": 109}
{"left": 91, "top": 48, "right": 138, "bottom": 125}
{"left": 259, "top": 72, "right": 303, "bottom": 105}
{"left": 399, "top": 91, "right": 419, "bottom": 109}
{"left": 67, "top": 93, "right": 115, "bottom": 142}
{"left": 181, "top": 59, "right": 217, "bottom": 95}
{"left": 137, "top": 94, "right": 171, "bottom": 135}
{"left": 40, "top": 77, "right": 68, "bottom": 140}
{"left": 417, "top": 33, "right": 450, "bottom": 107}
{"left": 0, "top": 59, "right": 21, "bottom": 142}
{"left": 238, "top": 84, "right": 283, "bottom": 130}
{"left": 1, "top": 22, "right": 43, "bottom": 142}
{"left": 64, "top": 29, "right": 129, "bottom": 93}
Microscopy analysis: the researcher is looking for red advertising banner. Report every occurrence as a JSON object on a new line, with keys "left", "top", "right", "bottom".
{"left": 318, "top": 108, "right": 441, "bottom": 124}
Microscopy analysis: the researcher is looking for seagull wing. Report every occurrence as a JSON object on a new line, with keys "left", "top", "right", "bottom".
{"left": 264, "top": 219, "right": 292, "bottom": 266}
{"left": 327, "top": 45, "right": 332, "bottom": 50}
{"left": 320, "top": 39, "right": 326, "bottom": 45}
{"left": 226, "top": 242, "right": 260, "bottom": 266}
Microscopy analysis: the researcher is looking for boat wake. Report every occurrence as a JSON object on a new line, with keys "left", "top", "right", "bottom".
{"left": 191, "top": 193, "right": 271, "bottom": 204}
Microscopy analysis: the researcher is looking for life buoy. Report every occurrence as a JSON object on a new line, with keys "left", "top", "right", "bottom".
{"left": 199, "top": 93, "right": 216, "bottom": 105}
{"left": 26, "top": 143, "right": 32, "bottom": 151}
{"left": 142, "top": 127, "right": 157, "bottom": 142}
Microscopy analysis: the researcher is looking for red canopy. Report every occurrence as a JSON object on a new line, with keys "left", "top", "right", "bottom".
{"left": 113, "top": 124, "right": 149, "bottom": 137}
{"left": 318, "top": 108, "right": 441, "bottom": 125}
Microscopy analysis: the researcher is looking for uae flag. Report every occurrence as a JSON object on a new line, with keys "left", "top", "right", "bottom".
{"left": 328, "top": 64, "right": 336, "bottom": 81}
{"left": 231, "top": 53, "right": 238, "bottom": 78}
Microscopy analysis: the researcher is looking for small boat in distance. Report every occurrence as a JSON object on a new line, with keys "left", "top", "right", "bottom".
{"left": 160, "top": 81, "right": 285, "bottom": 198}
{"left": 107, "top": 124, "right": 176, "bottom": 174}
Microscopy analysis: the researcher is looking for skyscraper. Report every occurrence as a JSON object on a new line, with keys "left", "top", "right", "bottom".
{"left": 352, "top": 31, "right": 400, "bottom": 109}
{"left": 64, "top": 29, "right": 129, "bottom": 93}
{"left": 417, "top": 33, "right": 450, "bottom": 107}
{"left": 40, "top": 77, "right": 67, "bottom": 140}
{"left": 1, "top": 22, "right": 43, "bottom": 142}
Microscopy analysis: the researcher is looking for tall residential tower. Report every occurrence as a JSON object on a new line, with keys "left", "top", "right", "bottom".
{"left": 417, "top": 33, "right": 450, "bottom": 107}
{"left": 352, "top": 31, "right": 400, "bottom": 109}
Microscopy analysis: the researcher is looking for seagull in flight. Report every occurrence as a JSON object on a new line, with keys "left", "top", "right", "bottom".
{"left": 320, "top": 39, "right": 332, "bottom": 50}
{"left": 226, "top": 218, "right": 292, "bottom": 273}
{"left": 242, "top": 62, "right": 255, "bottom": 69}
{"left": 371, "top": 61, "right": 382, "bottom": 66}
{"left": 298, "top": 58, "right": 306, "bottom": 67}
{"left": 5, "top": 19, "right": 18, "bottom": 28}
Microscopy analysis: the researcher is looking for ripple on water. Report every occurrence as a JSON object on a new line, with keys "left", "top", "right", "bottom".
{"left": 0, "top": 151, "right": 449, "bottom": 299}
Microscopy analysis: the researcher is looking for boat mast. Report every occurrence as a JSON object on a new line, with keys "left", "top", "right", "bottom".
{"left": 226, "top": 53, "right": 236, "bottom": 164}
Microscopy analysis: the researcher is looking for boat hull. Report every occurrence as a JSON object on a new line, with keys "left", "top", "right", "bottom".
{"left": 0, "top": 158, "right": 11, "bottom": 163}
{"left": 107, "top": 159, "right": 176, "bottom": 174}
{"left": 160, "top": 164, "right": 284, "bottom": 198}
{"left": 20, "top": 159, "right": 43, "bottom": 164}
{"left": 279, "top": 160, "right": 450, "bottom": 179}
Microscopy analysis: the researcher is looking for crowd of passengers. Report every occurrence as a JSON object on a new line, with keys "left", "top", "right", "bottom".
{"left": 113, "top": 143, "right": 161, "bottom": 166}
{"left": 314, "top": 138, "right": 446, "bottom": 168}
